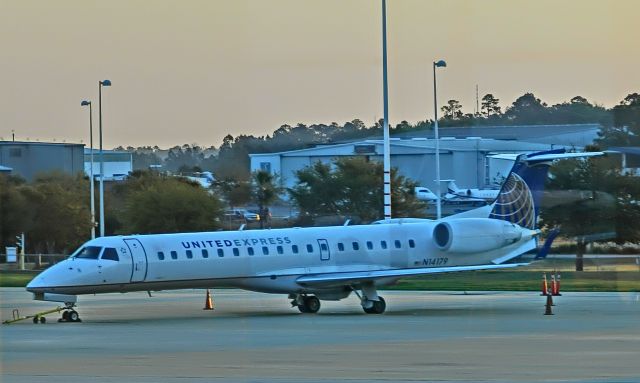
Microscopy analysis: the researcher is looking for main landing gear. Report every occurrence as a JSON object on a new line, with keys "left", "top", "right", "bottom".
{"left": 353, "top": 283, "right": 387, "bottom": 314}
{"left": 290, "top": 294, "right": 321, "bottom": 313}
{"left": 58, "top": 303, "right": 82, "bottom": 323}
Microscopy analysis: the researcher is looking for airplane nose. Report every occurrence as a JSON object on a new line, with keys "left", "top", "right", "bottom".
{"left": 26, "top": 274, "right": 45, "bottom": 292}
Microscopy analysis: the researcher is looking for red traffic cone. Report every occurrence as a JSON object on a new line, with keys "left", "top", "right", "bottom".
{"left": 540, "top": 273, "right": 549, "bottom": 296}
{"left": 203, "top": 289, "right": 214, "bottom": 310}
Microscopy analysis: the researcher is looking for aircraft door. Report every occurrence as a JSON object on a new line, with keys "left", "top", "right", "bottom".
{"left": 123, "top": 238, "right": 148, "bottom": 282}
{"left": 317, "top": 239, "right": 330, "bottom": 261}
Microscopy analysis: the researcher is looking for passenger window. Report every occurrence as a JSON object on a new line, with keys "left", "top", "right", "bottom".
{"left": 277, "top": 245, "right": 283, "bottom": 255}
{"left": 248, "top": 247, "right": 255, "bottom": 256}
{"left": 186, "top": 250, "right": 193, "bottom": 259}
{"left": 366, "top": 241, "right": 373, "bottom": 250}
{"left": 75, "top": 246, "right": 102, "bottom": 259}
{"left": 262, "top": 246, "right": 269, "bottom": 255}
{"left": 233, "top": 248, "right": 240, "bottom": 257}
{"left": 380, "top": 241, "right": 387, "bottom": 249}
{"left": 320, "top": 243, "right": 328, "bottom": 251}
{"left": 292, "top": 245, "right": 299, "bottom": 254}
{"left": 158, "top": 251, "right": 165, "bottom": 260}
{"left": 101, "top": 248, "right": 119, "bottom": 261}
{"left": 202, "top": 249, "right": 209, "bottom": 258}
{"left": 409, "top": 239, "right": 415, "bottom": 248}
{"left": 217, "top": 249, "right": 224, "bottom": 257}
{"left": 170, "top": 251, "right": 178, "bottom": 260}
{"left": 338, "top": 243, "right": 344, "bottom": 251}
{"left": 306, "top": 244, "right": 313, "bottom": 253}
{"left": 352, "top": 242, "right": 359, "bottom": 251}
{"left": 395, "top": 240, "right": 401, "bottom": 249}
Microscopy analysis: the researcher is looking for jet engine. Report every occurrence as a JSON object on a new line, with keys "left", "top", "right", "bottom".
{"left": 433, "top": 218, "right": 523, "bottom": 253}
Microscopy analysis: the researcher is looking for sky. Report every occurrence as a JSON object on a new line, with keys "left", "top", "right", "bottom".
{"left": 1, "top": 0, "right": 638, "bottom": 148}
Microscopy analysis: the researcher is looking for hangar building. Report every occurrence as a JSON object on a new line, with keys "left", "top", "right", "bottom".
{"left": 0, "top": 141, "right": 84, "bottom": 181}
{"left": 249, "top": 124, "right": 601, "bottom": 193}
{"left": 250, "top": 137, "right": 571, "bottom": 192}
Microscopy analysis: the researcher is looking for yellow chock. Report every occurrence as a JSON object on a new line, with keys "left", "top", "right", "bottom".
{"left": 203, "top": 289, "right": 214, "bottom": 310}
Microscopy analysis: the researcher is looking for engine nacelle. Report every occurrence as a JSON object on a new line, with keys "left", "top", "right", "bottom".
{"left": 433, "top": 218, "right": 523, "bottom": 253}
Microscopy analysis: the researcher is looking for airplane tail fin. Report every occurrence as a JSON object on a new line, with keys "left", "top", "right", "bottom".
{"left": 488, "top": 149, "right": 603, "bottom": 230}
{"left": 447, "top": 180, "right": 459, "bottom": 193}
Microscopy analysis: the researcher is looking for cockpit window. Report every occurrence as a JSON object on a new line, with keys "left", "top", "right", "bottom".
{"left": 74, "top": 246, "right": 102, "bottom": 259}
{"left": 101, "top": 248, "right": 119, "bottom": 261}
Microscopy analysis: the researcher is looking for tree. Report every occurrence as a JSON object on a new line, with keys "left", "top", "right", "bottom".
{"left": 0, "top": 175, "right": 29, "bottom": 250}
{"left": 481, "top": 94, "right": 502, "bottom": 117}
{"left": 505, "top": 92, "right": 549, "bottom": 123}
{"left": 120, "top": 173, "right": 223, "bottom": 234}
{"left": 541, "top": 153, "right": 640, "bottom": 270}
{"left": 289, "top": 157, "right": 427, "bottom": 223}
{"left": 441, "top": 100, "right": 463, "bottom": 120}
{"left": 252, "top": 170, "right": 283, "bottom": 228}
{"left": 216, "top": 178, "right": 252, "bottom": 208}
{"left": 20, "top": 172, "right": 92, "bottom": 253}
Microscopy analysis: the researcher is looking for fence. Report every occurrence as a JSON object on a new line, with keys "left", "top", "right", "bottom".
{"left": 0, "top": 254, "right": 68, "bottom": 270}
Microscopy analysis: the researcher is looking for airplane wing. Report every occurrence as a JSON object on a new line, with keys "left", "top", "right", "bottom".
{"left": 296, "top": 263, "right": 528, "bottom": 288}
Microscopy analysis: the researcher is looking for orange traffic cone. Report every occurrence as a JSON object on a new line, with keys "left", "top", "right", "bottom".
{"left": 203, "top": 289, "right": 214, "bottom": 310}
{"left": 553, "top": 273, "right": 562, "bottom": 296}
{"left": 540, "top": 273, "right": 549, "bottom": 296}
{"left": 544, "top": 294, "right": 554, "bottom": 315}
{"left": 550, "top": 274, "right": 557, "bottom": 296}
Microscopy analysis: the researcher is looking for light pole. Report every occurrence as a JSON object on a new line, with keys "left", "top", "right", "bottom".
{"left": 98, "top": 79, "right": 111, "bottom": 237}
{"left": 381, "top": 0, "right": 391, "bottom": 221}
{"left": 81, "top": 100, "right": 96, "bottom": 239}
{"left": 433, "top": 60, "right": 446, "bottom": 220}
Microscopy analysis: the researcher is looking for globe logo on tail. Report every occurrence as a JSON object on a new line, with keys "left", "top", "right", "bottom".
{"left": 489, "top": 172, "right": 535, "bottom": 229}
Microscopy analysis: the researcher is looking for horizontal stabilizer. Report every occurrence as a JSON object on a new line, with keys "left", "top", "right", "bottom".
{"left": 296, "top": 263, "right": 529, "bottom": 288}
{"left": 489, "top": 151, "right": 604, "bottom": 162}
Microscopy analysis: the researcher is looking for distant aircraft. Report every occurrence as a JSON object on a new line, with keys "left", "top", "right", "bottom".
{"left": 414, "top": 186, "right": 438, "bottom": 202}
{"left": 183, "top": 171, "right": 215, "bottom": 189}
{"left": 445, "top": 180, "right": 500, "bottom": 203}
{"left": 26, "top": 150, "right": 602, "bottom": 321}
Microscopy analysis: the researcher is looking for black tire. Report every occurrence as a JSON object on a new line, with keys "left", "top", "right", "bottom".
{"left": 372, "top": 297, "right": 386, "bottom": 314}
{"left": 363, "top": 297, "right": 386, "bottom": 314}
{"left": 304, "top": 296, "right": 321, "bottom": 314}
{"left": 68, "top": 311, "right": 80, "bottom": 322}
{"left": 39, "top": 316, "right": 46, "bottom": 324}
{"left": 33, "top": 317, "right": 38, "bottom": 324}
{"left": 62, "top": 311, "right": 70, "bottom": 321}
{"left": 297, "top": 304, "right": 309, "bottom": 313}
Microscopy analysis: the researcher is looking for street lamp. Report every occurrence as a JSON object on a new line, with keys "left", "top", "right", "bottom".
{"left": 98, "top": 79, "right": 111, "bottom": 237}
{"left": 433, "top": 60, "right": 446, "bottom": 220}
{"left": 81, "top": 100, "right": 96, "bottom": 239}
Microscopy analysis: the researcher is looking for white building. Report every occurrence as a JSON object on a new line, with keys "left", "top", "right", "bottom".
{"left": 250, "top": 137, "right": 573, "bottom": 193}
{"left": 84, "top": 149, "right": 133, "bottom": 181}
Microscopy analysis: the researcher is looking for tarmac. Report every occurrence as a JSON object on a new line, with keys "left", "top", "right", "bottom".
{"left": 1, "top": 288, "right": 639, "bottom": 383}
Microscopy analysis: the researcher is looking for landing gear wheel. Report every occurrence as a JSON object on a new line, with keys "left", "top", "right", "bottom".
{"left": 33, "top": 317, "right": 39, "bottom": 324}
{"left": 362, "top": 297, "right": 386, "bottom": 314}
{"left": 297, "top": 296, "right": 320, "bottom": 314}
{"left": 68, "top": 310, "right": 80, "bottom": 322}
{"left": 39, "top": 316, "right": 46, "bottom": 324}
{"left": 61, "top": 311, "right": 70, "bottom": 322}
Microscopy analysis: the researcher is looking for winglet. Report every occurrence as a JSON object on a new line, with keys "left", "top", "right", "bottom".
{"left": 535, "top": 228, "right": 560, "bottom": 259}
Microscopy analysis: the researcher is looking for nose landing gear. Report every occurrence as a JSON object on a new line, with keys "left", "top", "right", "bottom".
{"left": 58, "top": 303, "right": 82, "bottom": 323}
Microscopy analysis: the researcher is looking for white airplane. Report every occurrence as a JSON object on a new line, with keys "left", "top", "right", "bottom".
{"left": 414, "top": 186, "right": 438, "bottom": 202}
{"left": 26, "top": 149, "right": 602, "bottom": 321}
{"left": 445, "top": 180, "right": 500, "bottom": 202}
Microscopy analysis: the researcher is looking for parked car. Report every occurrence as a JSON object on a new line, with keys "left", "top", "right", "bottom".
{"left": 224, "top": 209, "right": 260, "bottom": 222}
